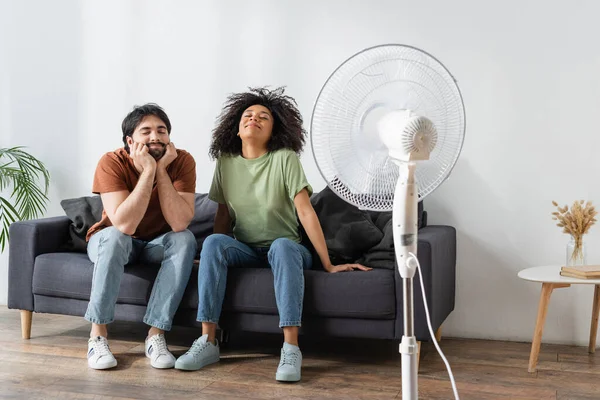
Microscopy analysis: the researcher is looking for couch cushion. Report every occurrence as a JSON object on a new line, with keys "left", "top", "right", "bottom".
{"left": 32, "top": 253, "right": 160, "bottom": 306}
{"left": 183, "top": 267, "right": 396, "bottom": 320}
{"left": 34, "top": 254, "right": 396, "bottom": 320}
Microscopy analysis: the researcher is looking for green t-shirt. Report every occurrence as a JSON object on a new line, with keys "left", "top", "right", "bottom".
{"left": 209, "top": 149, "right": 313, "bottom": 247}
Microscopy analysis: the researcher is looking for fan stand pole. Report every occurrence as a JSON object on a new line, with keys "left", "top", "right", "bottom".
{"left": 393, "top": 162, "right": 419, "bottom": 400}
{"left": 400, "top": 277, "right": 419, "bottom": 400}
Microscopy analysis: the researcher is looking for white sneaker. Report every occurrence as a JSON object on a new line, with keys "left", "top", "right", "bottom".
{"left": 145, "top": 333, "right": 176, "bottom": 369}
{"left": 175, "top": 334, "right": 220, "bottom": 371}
{"left": 87, "top": 336, "right": 117, "bottom": 370}
{"left": 276, "top": 343, "right": 302, "bottom": 382}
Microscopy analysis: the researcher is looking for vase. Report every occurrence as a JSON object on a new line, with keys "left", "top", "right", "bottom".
{"left": 566, "top": 236, "right": 587, "bottom": 266}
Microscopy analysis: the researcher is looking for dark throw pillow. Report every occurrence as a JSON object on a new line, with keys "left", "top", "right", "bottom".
{"left": 60, "top": 193, "right": 218, "bottom": 254}
{"left": 305, "top": 187, "right": 384, "bottom": 267}
{"left": 60, "top": 195, "right": 104, "bottom": 253}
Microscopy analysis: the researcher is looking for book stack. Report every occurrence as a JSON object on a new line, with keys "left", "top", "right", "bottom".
{"left": 560, "top": 265, "right": 600, "bottom": 279}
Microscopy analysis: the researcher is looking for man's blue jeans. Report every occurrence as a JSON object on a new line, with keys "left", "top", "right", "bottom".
{"left": 85, "top": 227, "right": 197, "bottom": 331}
{"left": 197, "top": 234, "right": 312, "bottom": 328}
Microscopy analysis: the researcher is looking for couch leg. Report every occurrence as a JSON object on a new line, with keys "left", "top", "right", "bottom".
{"left": 20, "top": 310, "right": 32, "bottom": 339}
{"left": 435, "top": 326, "right": 442, "bottom": 342}
{"left": 417, "top": 341, "right": 421, "bottom": 371}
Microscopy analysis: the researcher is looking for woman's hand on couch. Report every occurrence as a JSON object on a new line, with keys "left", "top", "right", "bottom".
{"left": 323, "top": 263, "right": 372, "bottom": 273}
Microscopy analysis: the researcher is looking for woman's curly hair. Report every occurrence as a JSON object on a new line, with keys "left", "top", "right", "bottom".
{"left": 209, "top": 86, "right": 306, "bottom": 159}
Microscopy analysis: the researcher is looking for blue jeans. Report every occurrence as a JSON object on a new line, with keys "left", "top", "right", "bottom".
{"left": 197, "top": 234, "right": 312, "bottom": 328}
{"left": 85, "top": 227, "right": 197, "bottom": 331}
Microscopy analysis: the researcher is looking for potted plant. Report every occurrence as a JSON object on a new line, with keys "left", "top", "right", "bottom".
{"left": 0, "top": 146, "right": 50, "bottom": 252}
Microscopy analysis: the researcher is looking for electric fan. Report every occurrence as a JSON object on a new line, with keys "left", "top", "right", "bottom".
{"left": 310, "top": 44, "right": 465, "bottom": 400}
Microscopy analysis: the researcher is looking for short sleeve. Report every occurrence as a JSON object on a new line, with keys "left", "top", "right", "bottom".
{"left": 208, "top": 158, "right": 225, "bottom": 204}
{"left": 283, "top": 152, "right": 312, "bottom": 201}
{"left": 172, "top": 151, "right": 196, "bottom": 193}
{"left": 92, "top": 154, "right": 129, "bottom": 194}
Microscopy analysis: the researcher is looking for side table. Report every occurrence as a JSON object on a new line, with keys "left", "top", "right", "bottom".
{"left": 518, "top": 265, "right": 600, "bottom": 372}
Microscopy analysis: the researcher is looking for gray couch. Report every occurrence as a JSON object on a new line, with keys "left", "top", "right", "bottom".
{"left": 8, "top": 189, "right": 456, "bottom": 341}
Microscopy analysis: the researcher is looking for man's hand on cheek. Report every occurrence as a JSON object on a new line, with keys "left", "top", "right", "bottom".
{"left": 158, "top": 142, "right": 178, "bottom": 169}
{"left": 131, "top": 142, "right": 157, "bottom": 173}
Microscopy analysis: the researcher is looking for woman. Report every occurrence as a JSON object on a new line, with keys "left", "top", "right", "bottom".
{"left": 175, "top": 87, "right": 371, "bottom": 381}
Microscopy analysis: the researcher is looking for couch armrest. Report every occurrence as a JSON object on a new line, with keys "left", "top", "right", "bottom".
{"left": 394, "top": 225, "right": 456, "bottom": 340}
{"left": 8, "top": 216, "right": 71, "bottom": 311}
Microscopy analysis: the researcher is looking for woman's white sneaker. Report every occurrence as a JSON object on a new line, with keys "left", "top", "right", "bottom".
{"left": 145, "top": 333, "right": 176, "bottom": 369}
{"left": 276, "top": 343, "right": 302, "bottom": 382}
{"left": 88, "top": 336, "right": 117, "bottom": 370}
{"left": 175, "top": 334, "right": 220, "bottom": 371}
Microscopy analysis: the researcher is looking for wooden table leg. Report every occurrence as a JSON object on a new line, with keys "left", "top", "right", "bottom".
{"left": 589, "top": 285, "right": 600, "bottom": 353}
{"left": 528, "top": 283, "right": 555, "bottom": 373}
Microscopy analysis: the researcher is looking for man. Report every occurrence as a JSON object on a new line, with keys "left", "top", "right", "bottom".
{"left": 85, "top": 103, "right": 197, "bottom": 370}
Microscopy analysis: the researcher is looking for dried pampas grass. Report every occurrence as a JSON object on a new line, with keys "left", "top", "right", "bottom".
{"left": 552, "top": 200, "right": 598, "bottom": 262}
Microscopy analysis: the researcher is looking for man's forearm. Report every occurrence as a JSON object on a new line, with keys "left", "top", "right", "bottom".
{"left": 112, "top": 168, "right": 155, "bottom": 235}
{"left": 156, "top": 167, "right": 194, "bottom": 231}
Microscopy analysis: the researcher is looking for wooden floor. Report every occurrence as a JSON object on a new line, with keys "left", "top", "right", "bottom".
{"left": 1, "top": 307, "right": 599, "bottom": 400}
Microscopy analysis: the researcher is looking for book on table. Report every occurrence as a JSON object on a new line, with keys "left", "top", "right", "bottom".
{"left": 560, "top": 265, "right": 600, "bottom": 279}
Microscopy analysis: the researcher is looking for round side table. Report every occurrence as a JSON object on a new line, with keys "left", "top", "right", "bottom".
{"left": 518, "top": 265, "right": 600, "bottom": 372}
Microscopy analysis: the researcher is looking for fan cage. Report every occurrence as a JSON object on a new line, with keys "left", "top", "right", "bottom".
{"left": 310, "top": 44, "right": 465, "bottom": 211}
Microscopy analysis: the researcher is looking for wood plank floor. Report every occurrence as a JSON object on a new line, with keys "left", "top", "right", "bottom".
{"left": 0, "top": 307, "right": 599, "bottom": 399}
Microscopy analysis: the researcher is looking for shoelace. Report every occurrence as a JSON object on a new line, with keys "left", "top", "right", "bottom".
{"left": 151, "top": 335, "right": 169, "bottom": 355}
{"left": 279, "top": 350, "right": 299, "bottom": 367}
{"left": 93, "top": 337, "right": 111, "bottom": 357}
{"left": 186, "top": 339, "right": 210, "bottom": 359}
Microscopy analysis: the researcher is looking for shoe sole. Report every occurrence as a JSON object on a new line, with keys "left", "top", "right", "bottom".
{"left": 175, "top": 356, "right": 220, "bottom": 371}
{"left": 275, "top": 372, "right": 301, "bottom": 382}
{"left": 145, "top": 351, "right": 175, "bottom": 369}
{"left": 88, "top": 359, "right": 117, "bottom": 370}
{"left": 150, "top": 360, "right": 175, "bottom": 369}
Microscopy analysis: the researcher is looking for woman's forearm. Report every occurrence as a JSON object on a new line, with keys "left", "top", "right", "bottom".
{"left": 298, "top": 210, "right": 332, "bottom": 269}
{"left": 213, "top": 204, "right": 232, "bottom": 234}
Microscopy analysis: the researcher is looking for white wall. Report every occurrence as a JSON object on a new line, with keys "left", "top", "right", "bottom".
{"left": 2, "top": 0, "right": 600, "bottom": 346}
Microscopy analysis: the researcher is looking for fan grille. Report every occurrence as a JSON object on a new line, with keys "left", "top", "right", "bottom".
{"left": 310, "top": 44, "right": 465, "bottom": 211}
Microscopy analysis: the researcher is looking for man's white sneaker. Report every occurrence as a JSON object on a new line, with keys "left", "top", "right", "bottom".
{"left": 145, "top": 333, "right": 176, "bottom": 369}
{"left": 175, "top": 334, "right": 220, "bottom": 371}
{"left": 276, "top": 342, "right": 302, "bottom": 382}
{"left": 88, "top": 336, "right": 117, "bottom": 370}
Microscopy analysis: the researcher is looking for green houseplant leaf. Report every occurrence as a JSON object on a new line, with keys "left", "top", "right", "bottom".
{"left": 0, "top": 146, "right": 50, "bottom": 252}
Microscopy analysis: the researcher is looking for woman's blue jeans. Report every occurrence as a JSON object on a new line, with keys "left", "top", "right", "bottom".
{"left": 196, "top": 234, "right": 312, "bottom": 328}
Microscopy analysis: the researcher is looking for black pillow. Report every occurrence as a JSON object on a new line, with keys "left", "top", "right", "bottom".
{"left": 60, "top": 193, "right": 218, "bottom": 254}
{"left": 60, "top": 195, "right": 103, "bottom": 253}
{"left": 305, "top": 187, "right": 384, "bottom": 266}
{"left": 355, "top": 216, "right": 395, "bottom": 269}
{"left": 357, "top": 201, "right": 425, "bottom": 270}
